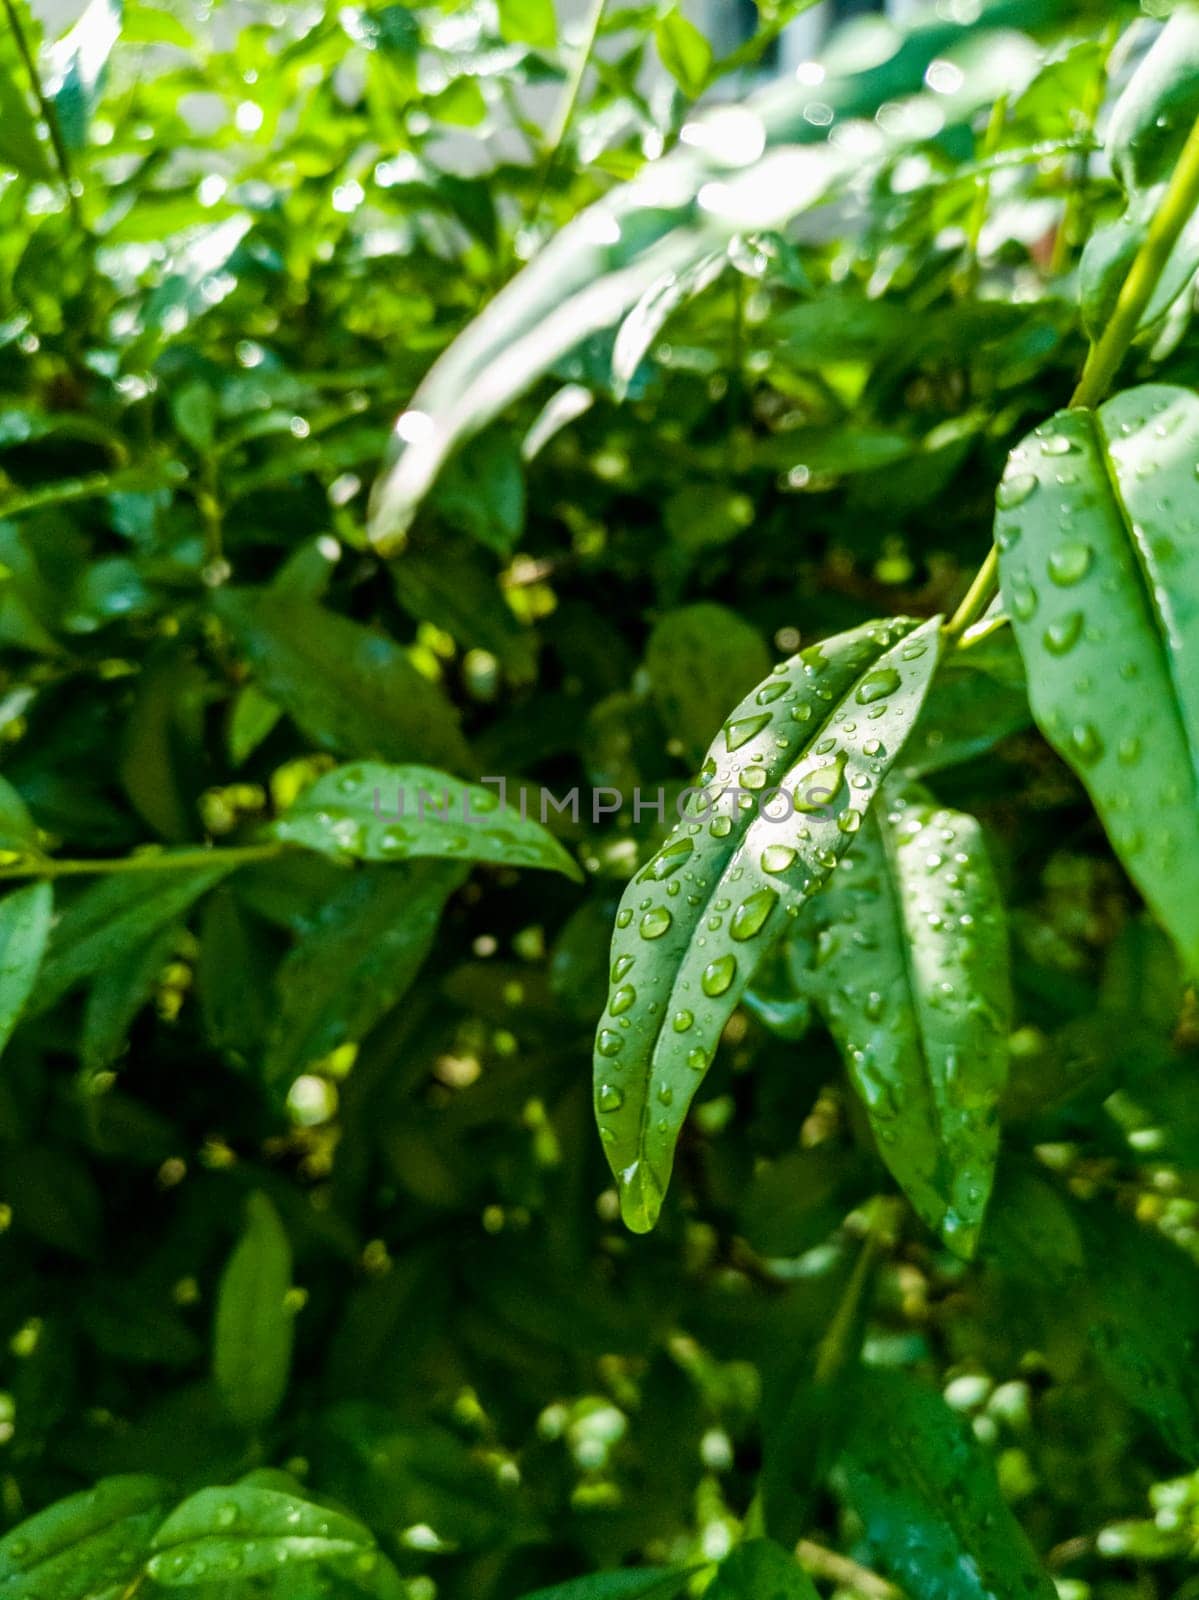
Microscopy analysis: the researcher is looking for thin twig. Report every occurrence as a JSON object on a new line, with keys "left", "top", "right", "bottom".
{"left": 0, "top": 843, "right": 284, "bottom": 881}
{"left": 1, "top": 0, "right": 85, "bottom": 232}
{"left": 530, "top": 0, "right": 607, "bottom": 225}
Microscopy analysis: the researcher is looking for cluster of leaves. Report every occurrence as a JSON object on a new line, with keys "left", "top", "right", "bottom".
{"left": 3, "top": 0, "right": 1199, "bottom": 1597}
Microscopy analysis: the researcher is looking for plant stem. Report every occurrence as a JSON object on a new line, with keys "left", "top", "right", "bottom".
{"left": 957, "top": 94, "right": 1007, "bottom": 299}
{"left": 1, "top": 0, "right": 85, "bottom": 233}
{"left": 813, "top": 1222, "right": 881, "bottom": 1386}
{"left": 946, "top": 109, "right": 1199, "bottom": 640}
{"left": 795, "top": 1540, "right": 907, "bottom": 1600}
{"left": 1048, "top": 20, "right": 1118, "bottom": 277}
{"left": 531, "top": 0, "right": 606, "bottom": 225}
{"left": 1072, "top": 110, "right": 1199, "bottom": 410}
{"left": 0, "top": 843, "right": 285, "bottom": 881}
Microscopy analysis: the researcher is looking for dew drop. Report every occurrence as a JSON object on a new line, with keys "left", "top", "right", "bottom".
{"left": 1047, "top": 543, "right": 1093, "bottom": 586}
{"left": 730, "top": 888, "right": 778, "bottom": 941}
{"left": 597, "top": 1083, "right": 625, "bottom": 1113}
{"left": 996, "top": 472, "right": 1038, "bottom": 509}
{"left": 646, "top": 836, "right": 694, "bottom": 880}
{"left": 597, "top": 1029, "right": 624, "bottom": 1058}
{"left": 725, "top": 713, "right": 771, "bottom": 751}
{"left": 1007, "top": 576, "right": 1038, "bottom": 621}
{"left": 673, "top": 1009, "right": 693, "bottom": 1032}
{"left": 761, "top": 844, "right": 797, "bottom": 874}
{"left": 1039, "top": 433, "right": 1075, "bottom": 457}
{"left": 610, "top": 984, "right": 636, "bottom": 1016}
{"left": 1043, "top": 611, "right": 1083, "bottom": 655}
{"left": 657, "top": 1084, "right": 674, "bottom": 1107}
{"left": 1068, "top": 722, "right": 1103, "bottom": 764}
{"left": 855, "top": 668, "right": 901, "bottom": 704}
{"left": 756, "top": 680, "right": 788, "bottom": 705}
{"left": 616, "top": 908, "right": 632, "bottom": 928}
{"left": 710, "top": 815, "right": 732, "bottom": 838}
{"left": 701, "top": 954, "right": 737, "bottom": 996}
{"left": 611, "top": 954, "right": 633, "bottom": 982}
{"left": 640, "top": 906, "right": 672, "bottom": 939}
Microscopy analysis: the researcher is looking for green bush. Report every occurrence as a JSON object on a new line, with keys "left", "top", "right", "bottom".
{"left": 1, "top": 0, "right": 1199, "bottom": 1596}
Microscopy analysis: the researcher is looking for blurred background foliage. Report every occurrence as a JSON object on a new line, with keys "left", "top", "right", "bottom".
{"left": 1, "top": 0, "right": 1199, "bottom": 1596}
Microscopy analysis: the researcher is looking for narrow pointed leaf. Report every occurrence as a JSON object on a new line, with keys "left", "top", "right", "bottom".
{"left": 213, "top": 1192, "right": 294, "bottom": 1430}
{"left": 594, "top": 615, "right": 942, "bottom": 1232}
{"left": 839, "top": 1368, "right": 1056, "bottom": 1600}
{"left": 0, "top": 1475, "right": 169, "bottom": 1597}
{"left": 519, "top": 1572, "right": 692, "bottom": 1600}
{"left": 996, "top": 384, "right": 1199, "bottom": 973}
{"left": 270, "top": 762, "right": 581, "bottom": 880}
{"left": 28, "top": 863, "right": 234, "bottom": 1016}
{"left": 0, "top": 881, "right": 53, "bottom": 1057}
{"left": 800, "top": 789, "right": 1010, "bottom": 1255}
{"left": 264, "top": 861, "right": 465, "bottom": 1085}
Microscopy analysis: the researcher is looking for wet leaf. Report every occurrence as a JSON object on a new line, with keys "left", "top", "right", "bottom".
{"left": 706, "top": 1541, "right": 819, "bottom": 1600}
{"left": 996, "top": 384, "right": 1199, "bottom": 974}
{"left": 0, "top": 881, "right": 52, "bottom": 1058}
{"left": 799, "top": 787, "right": 1010, "bottom": 1255}
{"left": 0, "top": 1474, "right": 168, "bottom": 1597}
{"left": 271, "top": 762, "right": 581, "bottom": 880}
{"left": 148, "top": 1482, "right": 375, "bottom": 1585}
{"left": 594, "top": 615, "right": 942, "bottom": 1233}
{"left": 839, "top": 1368, "right": 1056, "bottom": 1600}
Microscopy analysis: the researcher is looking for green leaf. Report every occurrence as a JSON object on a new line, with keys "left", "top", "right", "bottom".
{"left": 519, "top": 1572, "right": 691, "bottom": 1600}
{"left": 213, "top": 1192, "right": 294, "bottom": 1431}
{"left": 367, "top": 11, "right": 1033, "bottom": 548}
{"left": 0, "top": 1474, "right": 169, "bottom": 1597}
{"left": 215, "top": 589, "right": 472, "bottom": 774}
{"left": 594, "top": 615, "right": 942, "bottom": 1233}
{"left": 645, "top": 604, "right": 771, "bottom": 767}
{"left": 654, "top": 8, "right": 712, "bottom": 97}
{"left": 497, "top": 0, "right": 557, "bottom": 51}
{"left": 148, "top": 1483, "right": 375, "bottom": 1585}
{"left": 706, "top": 1542, "right": 818, "bottom": 1600}
{"left": 391, "top": 534, "right": 538, "bottom": 685}
{"left": 0, "top": 775, "right": 41, "bottom": 857}
{"left": 80, "top": 920, "right": 177, "bottom": 1071}
{"left": 264, "top": 861, "right": 464, "bottom": 1085}
{"left": 0, "top": 881, "right": 52, "bottom": 1057}
{"left": 29, "top": 863, "right": 233, "bottom": 1015}
{"left": 839, "top": 1368, "right": 1056, "bottom": 1600}
{"left": 799, "top": 788, "right": 1010, "bottom": 1255}
{"left": 270, "top": 762, "right": 581, "bottom": 880}
{"left": 430, "top": 429, "right": 525, "bottom": 555}
{"left": 996, "top": 384, "right": 1199, "bottom": 974}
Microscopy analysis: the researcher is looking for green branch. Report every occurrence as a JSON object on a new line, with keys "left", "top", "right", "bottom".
{"left": 1, "top": 0, "right": 85, "bottom": 232}
{"left": 946, "top": 110, "right": 1199, "bottom": 640}
{"left": 0, "top": 843, "right": 285, "bottom": 881}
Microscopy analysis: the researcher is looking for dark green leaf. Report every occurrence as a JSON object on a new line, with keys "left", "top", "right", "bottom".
{"left": 213, "top": 1192, "right": 294, "bottom": 1431}
{"left": 0, "top": 880, "right": 52, "bottom": 1057}
{"left": 645, "top": 604, "right": 771, "bottom": 766}
{"left": 148, "top": 1483, "right": 374, "bottom": 1585}
{"left": 0, "top": 1474, "right": 168, "bottom": 1597}
{"left": 706, "top": 1542, "right": 818, "bottom": 1600}
{"left": 215, "top": 589, "right": 472, "bottom": 774}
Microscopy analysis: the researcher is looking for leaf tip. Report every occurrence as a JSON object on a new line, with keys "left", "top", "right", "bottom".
{"left": 617, "top": 1160, "right": 663, "bottom": 1234}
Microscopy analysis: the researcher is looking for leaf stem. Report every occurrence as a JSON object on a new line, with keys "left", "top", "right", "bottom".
{"left": 531, "top": 0, "right": 606, "bottom": 223}
{"left": 946, "top": 110, "right": 1199, "bottom": 639}
{"left": 1, "top": 0, "right": 85, "bottom": 233}
{"left": 0, "top": 843, "right": 285, "bottom": 881}
{"left": 813, "top": 1221, "right": 881, "bottom": 1386}
{"left": 795, "top": 1540, "right": 907, "bottom": 1600}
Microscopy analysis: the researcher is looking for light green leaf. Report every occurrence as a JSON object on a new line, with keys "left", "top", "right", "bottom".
{"left": 706, "top": 1542, "right": 819, "bottom": 1600}
{"left": 996, "top": 384, "right": 1199, "bottom": 974}
{"left": 215, "top": 589, "right": 471, "bottom": 774}
{"left": 264, "top": 861, "right": 465, "bottom": 1085}
{"left": 367, "top": 7, "right": 1042, "bottom": 549}
{"left": 645, "top": 605, "right": 771, "bottom": 767}
{"left": 0, "top": 774, "right": 41, "bottom": 857}
{"left": 29, "top": 863, "right": 233, "bottom": 1015}
{"left": 0, "top": 880, "right": 52, "bottom": 1057}
{"left": 655, "top": 8, "right": 712, "bottom": 97}
{"left": 799, "top": 788, "right": 1010, "bottom": 1255}
{"left": 839, "top": 1369, "right": 1056, "bottom": 1600}
{"left": 270, "top": 762, "right": 581, "bottom": 880}
{"left": 148, "top": 1483, "right": 374, "bottom": 1586}
{"left": 519, "top": 1572, "right": 691, "bottom": 1600}
{"left": 45, "top": 0, "right": 122, "bottom": 149}
{"left": 213, "top": 1193, "right": 294, "bottom": 1431}
{"left": 497, "top": 0, "right": 556, "bottom": 50}
{"left": 0, "top": 1474, "right": 169, "bottom": 1597}
{"left": 594, "top": 615, "right": 942, "bottom": 1233}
